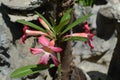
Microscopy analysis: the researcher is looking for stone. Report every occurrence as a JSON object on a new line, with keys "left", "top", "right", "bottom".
{"left": 8, "top": 14, "right": 39, "bottom": 22}
{"left": 72, "top": 40, "right": 93, "bottom": 59}
{"left": 0, "top": 0, "right": 49, "bottom": 22}
{"left": 79, "top": 61, "right": 108, "bottom": 79}
{"left": 111, "top": 4, "right": 120, "bottom": 20}
{"left": 1, "top": 0, "right": 47, "bottom": 10}
{"left": 87, "top": 71, "right": 107, "bottom": 80}
{"left": 74, "top": 3, "right": 92, "bottom": 19}
{"left": 70, "top": 66, "right": 91, "bottom": 80}
{"left": 72, "top": 36, "right": 116, "bottom": 60}
{"left": 93, "top": 36, "right": 117, "bottom": 52}
{"left": 0, "top": 13, "right": 12, "bottom": 48}
{"left": 78, "top": 61, "right": 108, "bottom": 73}
{"left": 106, "top": 0, "right": 120, "bottom": 20}
{"left": 98, "top": 7, "right": 114, "bottom": 19}
{"left": 96, "top": 7, "right": 116, "bottom": 40}
{"left": 106, "top": 0, "right": 120, "bottom": 4}
{"left": 0, "top": 74, "right": 6, "bottom": 80}
{"left": 98, "top": 49, "right": 113, "bottom": 66}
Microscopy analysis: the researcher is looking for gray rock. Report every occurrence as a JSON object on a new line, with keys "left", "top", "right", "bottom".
{"left": 0, "top": 0, "right": 1, "bottom": 6}
{"left": 0, "top": 0, "right": 48, "bottom": 22}
{"left": 0, "top": 14, "right": 12, "bottom": 48}
{"left": 98, "top": 6, "right": 114, "bottom": 19}
{"left": 93, "top": 36, "right": 117, "bottom": 52}
{"left": 1, "top": 0, "right": 47, "bottom": 10}
{"left": 96, "top": 7, "right": 116, "bottom": 40}
{"left": 8, "top": 14, "right": 39, "bottom": 22}
{"left": 79, "top": 61, "right": 108, "bottom": 74}
{"left": 98, "top": 49, "right": 113, "bottom": 66}
{"left": 74, "top": 4, "right": 92, "bottom": 19}
{"left": 72, "top": 41, "right": 92, "bottom": 58}
{"left": 111, "top": 4, "right": 120, "bottom": 20}
{"left": 72, "top": 36, "right": 116, "bottom": 59}
{"left": 0, "top": 73, "right": 6, "bottom": 80}
{"left": 106, "top": 0, "right": 120, "bottom": 4}
{"left": 102, "top": 0, "right": 120, "bottom": 20}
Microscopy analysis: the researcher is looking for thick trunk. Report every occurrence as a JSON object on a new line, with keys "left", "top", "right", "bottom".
{"left": 55, "top": 0, "right": 74, "bottom": 80}
{"left": 54, "top": 0, "right": 87, "bottom": 80}
{"left": 60, "top": 41, "right": 73, "bottom": 80}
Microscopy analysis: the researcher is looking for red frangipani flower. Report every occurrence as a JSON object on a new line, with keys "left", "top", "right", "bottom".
{"left": 21, "top": 25, "right": 48, "bottom": 44}
{"left": 30, "top": 35, "right": 62, "bottom": 66}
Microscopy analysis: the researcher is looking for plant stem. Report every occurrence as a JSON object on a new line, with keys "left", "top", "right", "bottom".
{"left": 57, "top": 53, "right": 61, "bottom": 80}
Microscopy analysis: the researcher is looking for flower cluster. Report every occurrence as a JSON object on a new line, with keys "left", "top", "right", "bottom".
{"left": 20, "top": 12, "right": 94, "bottom": 66}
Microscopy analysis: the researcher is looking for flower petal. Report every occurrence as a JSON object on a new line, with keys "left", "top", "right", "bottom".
{"left": 26, "top": 30, "right": 48, "bottom": 36}
{"left": 38, "top": 18, "right": 50, "bottom": 31}
{"left": 38, "top": 53, "right": 50, "bottom": 65}
{"left": 64, "top": 33, "right": 88, "bottom": 38}
{"left": 20, "top": 25, "right": 29, "bottom": 44}
{"left": 38, "top": 35, "right": 50, "bottom": 46}
{"left": 48, "top": 39, "right": 55, "bottom": 46}
{"left": 23, "top": 25, "right": 29, "bottom": 32}
{"left": 20, "top": 34, "right": 27, "bottom": 44}
{"left": 84, "top": 22, "right": 90, "bottom": 33}
{"left": 87, "top": 40, "right": 94, "bottom": 49}
{"left": 51, "top": 54, "right": 59, "bottom": 66}
{"left": 49, "top": 46, "right": 63, "bottom": 52}
{"left": 30, "top": 48, "right": 43, "bottom": 55}
{"left": 88, "top": 33, "right": 94, "bottom": 40}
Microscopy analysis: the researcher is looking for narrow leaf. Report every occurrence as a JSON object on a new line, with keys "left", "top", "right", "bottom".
{"left": 17, "top": 20, "right": 46, "bottom": 32}
{"left": 10, "top": 64, "right": 55, "bottom": 78}
{"left": 55, "top": 19, "right": 70, "bottom": 33}
{"left": 55, "top": 9, "right": 71, "bottom": 33}
{"left": 49, "top": 17, "right": 56, "bottom": 27}
{"left": 61, "top": 13, "right": 92, "bottom": 35}
{"left": 60, "top": 9, "right": 71, "bottom": 23}
{"left": 63, "top": 36, "right": 88, "bottom": 41}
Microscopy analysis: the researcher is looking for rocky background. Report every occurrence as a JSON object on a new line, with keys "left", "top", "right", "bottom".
{"left": 0, "top": 0, "right": 119, "bottom": 80}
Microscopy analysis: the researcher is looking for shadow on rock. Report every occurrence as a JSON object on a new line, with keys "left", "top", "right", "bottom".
{"left": 87, "top": 71, "right": 107, "bottom": 80}
{"left": 0, "top": 46, "right": 10, "bottom": 67}
{"left": 0, "top": 5, "right": 23, "bottom": 44}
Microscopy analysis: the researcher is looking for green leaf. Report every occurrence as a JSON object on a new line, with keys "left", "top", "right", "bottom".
{"left": 49, "top": 17, "right": 56, "bottom": 27}
{"left": 55, "top": 9, "right": 71, "bottom": 33}
{"left": 10, "top": 64, "right": 55, "bottom": 78}
{"left": 55, "top": 19, "right": 70, "bottom": 33}
{"left": 61, "top": 13, "right": 92, "bottom": 35}
{"left": 17, "top": 20, "right": 46, "bottom": 32}
{"left": 77, "top": 0, "right": 94, "bottom": 6}
{"left": 63, "top": 36, "right": 88, "bottom": 41}
{"left": 35, "top": 11, "right": 55, "bottom": 33}
{"left": 60, "top": 9, "right": 71, "bottom": 23}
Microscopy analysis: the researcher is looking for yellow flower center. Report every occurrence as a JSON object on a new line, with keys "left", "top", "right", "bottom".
{"left": 44, "top": 47, "right": 52, "bottom": 53}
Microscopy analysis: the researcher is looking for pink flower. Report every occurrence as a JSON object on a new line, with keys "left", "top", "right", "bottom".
{"left": 64, "top": 22, "right": 94, "bottom": 49}
{"left": 64, "top": 33, "right": 88, "bottom": 38}
{"left": 38, "top": 18, "right": 55, "bottom": 38}
{"left": 30, "top": 35, "right": 62, "bottom": 66}
{"left": 38, "top": 18, "right": 50, "bottom": 31}
{"left": 84, "top": 22, "right": 90, "bottom": 33}
{"left": 83, "top": 22, "right": 94, "bottom": 49}
{"left": 21, "top": 25, "right": 48, "bottom": 44}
